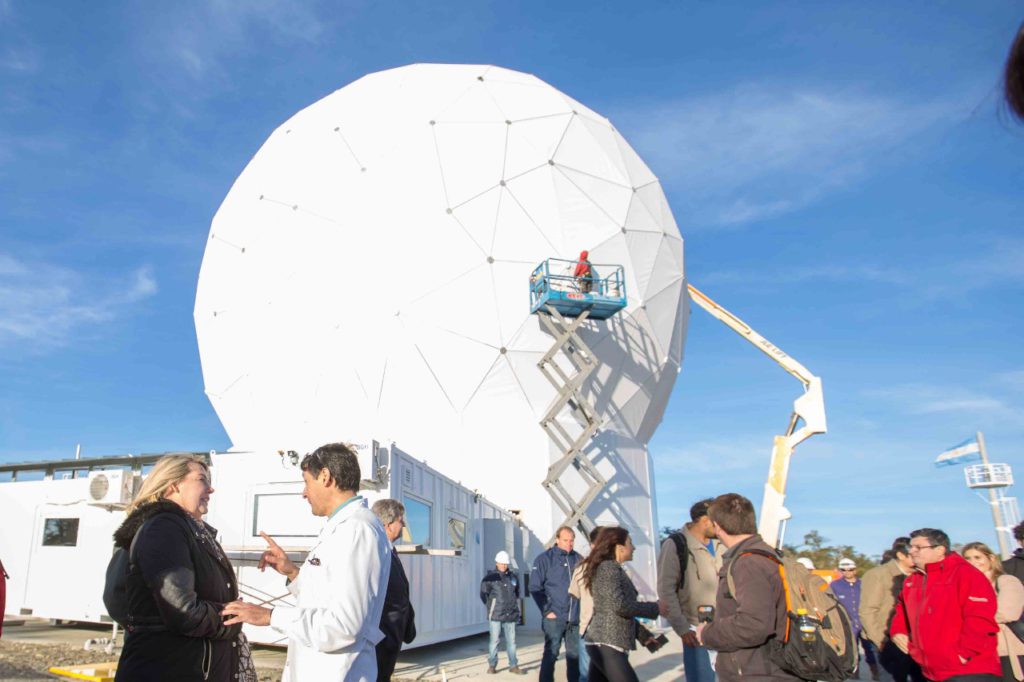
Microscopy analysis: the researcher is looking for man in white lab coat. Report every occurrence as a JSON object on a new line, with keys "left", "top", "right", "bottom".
{"left": 223, "top": 443, "right": 392, "bottom": 681}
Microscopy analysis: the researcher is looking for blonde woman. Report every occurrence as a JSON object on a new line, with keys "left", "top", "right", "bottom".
{"left": 104, "top": 454, "right": 255, "bottom": 681}
{"left": 963, "top": 542, "right": 1024, "bottom": 682}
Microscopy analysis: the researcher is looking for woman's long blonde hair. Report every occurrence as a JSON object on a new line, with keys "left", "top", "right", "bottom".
{"left": 126, "top": 454, "right": 209, "bottom": 515}
{"left": 962, "top": 541, "right": 1004, "bottom": 579}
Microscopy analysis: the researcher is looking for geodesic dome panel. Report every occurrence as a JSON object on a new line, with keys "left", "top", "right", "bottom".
{"left": 194, "top": 64, "right": 687, "bottom": 545}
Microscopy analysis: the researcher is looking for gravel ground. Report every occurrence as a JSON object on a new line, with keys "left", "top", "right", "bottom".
{"left": 0, "top": 640, "right": 282, "bottom": 681}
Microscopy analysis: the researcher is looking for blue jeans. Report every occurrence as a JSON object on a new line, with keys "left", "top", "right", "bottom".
{"left": 540, "top": 618, "right": 579, "bottom": 682}
{"left": 578, "top": 630, "right": 590, "bottom": 682}
{"left": 488, "top": 621, "right": 518, "bottom": 668}
{"left": 683, "top": 643, "right": 716, "bottom": 682}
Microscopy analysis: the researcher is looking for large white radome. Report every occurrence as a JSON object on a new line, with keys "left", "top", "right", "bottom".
{"left": 195, "top": 64, "right": 687, "bottom": 585}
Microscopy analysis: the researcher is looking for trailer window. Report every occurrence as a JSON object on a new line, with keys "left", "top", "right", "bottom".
{"left": 253, "top": 493, "right": 321, "bottom": 538}
{"left": 402, "top": 496, "right": 431, "bottom": 547}
{"left": 447, "top": 515, "right": 466, "bottom": 550}
{"left": 42, "top": 518, "right": 79, "bottom": 547}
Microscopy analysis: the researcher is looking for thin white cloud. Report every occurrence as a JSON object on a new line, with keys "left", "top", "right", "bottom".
{"left": 613, "top": 85, "right": 960, "bottom": 227}
{"left": 698, "top": 238, "right": 1022, "bottom": 300}
{"left": 0, "top": 254, "right": 158, "bottom": 348}
{"left": 996, "top": 370, "right": 1024, "bottom": 392}
{"left": 155, "top": 0, "right": 329, "bottom": 81}
{"left": 0, "top": 46, "right": 37, "bottom": 73}
{"left": 864, "top": 383, "right": 1018, "bottom": 419}
{"left": 703, "top": 263, "right": 909, "bottom": 287}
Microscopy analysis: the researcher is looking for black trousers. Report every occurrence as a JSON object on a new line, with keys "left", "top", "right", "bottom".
{"left": 376, "top": 642, "right": 400, "bottom": 682}
{"left": 879, "top": 642, "right": 927, "bottom": 682}
{"left": 943, "top": 675, "right": 1001, "bottom": 682}
{"left": 586, "top": 644, "right": 639, "bottom": 682}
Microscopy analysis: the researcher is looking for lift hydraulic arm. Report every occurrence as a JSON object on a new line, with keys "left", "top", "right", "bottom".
{"left": 687, "top": 284, "right": 826, "bottom": 548}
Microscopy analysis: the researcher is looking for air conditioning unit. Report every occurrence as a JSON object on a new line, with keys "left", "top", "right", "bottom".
{"left": 88, "top": 470, "right": 134, "bottom": 505}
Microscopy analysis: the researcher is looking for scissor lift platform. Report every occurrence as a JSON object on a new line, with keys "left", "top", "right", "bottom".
{"left": 530, "top": 258, "right": 627, "bottom": 540}
{"left": 529, "top": 258, "right": 627, "bottom": 320}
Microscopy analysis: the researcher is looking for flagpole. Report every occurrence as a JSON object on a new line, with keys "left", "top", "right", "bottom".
{"left": 976, "top": 431, "right": 1009, "bottom": 558}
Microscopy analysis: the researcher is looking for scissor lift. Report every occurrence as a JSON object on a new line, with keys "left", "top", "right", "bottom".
{"left": 529, "top": 259, "right": 627, "bottom": 541}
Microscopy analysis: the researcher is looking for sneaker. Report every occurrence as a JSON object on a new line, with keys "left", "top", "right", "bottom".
{"left": 508, "top": 667, "right": 525, "bottom": 675}
{"left": 486, "top": 666, "right": 496, "bottom": 674}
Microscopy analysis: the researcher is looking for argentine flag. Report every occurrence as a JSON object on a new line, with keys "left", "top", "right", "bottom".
{"left": 934, "top": 437, "right": 982, "bottom": 467}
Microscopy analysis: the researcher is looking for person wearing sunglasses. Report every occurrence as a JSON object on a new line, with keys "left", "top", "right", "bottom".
{"left": 832, "top": 558, "right": 880, "bottom": 681}
{"left": 889, "top": 528, "right": 1001, "bottom": 682}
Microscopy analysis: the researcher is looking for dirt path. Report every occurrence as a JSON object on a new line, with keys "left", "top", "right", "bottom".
{"left": 0, "top": 640, "right": 282, "bottom": 681}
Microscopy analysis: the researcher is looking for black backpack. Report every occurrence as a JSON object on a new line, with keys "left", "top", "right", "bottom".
{"left": 667, "top": 531, "right": 689, "bottom": 590}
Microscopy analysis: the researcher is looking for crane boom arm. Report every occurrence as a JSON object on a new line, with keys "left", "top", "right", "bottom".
{"left": 687, "top": 284, "right": 817, "bottom": 388}
{"left": 687, "top": 283, "right": 826, "bottom": 548}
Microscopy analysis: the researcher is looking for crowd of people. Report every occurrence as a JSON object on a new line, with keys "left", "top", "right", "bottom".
{"left": 85, "top": 443, "right": 1024, "bottom": 682}
{"left": 493, "top": 493, "right": 1024, "bottom": 682}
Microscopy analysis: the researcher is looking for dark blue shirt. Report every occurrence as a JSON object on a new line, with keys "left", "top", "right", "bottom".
{"left": 831, "top": 577, "right": 863, "bottom": 636}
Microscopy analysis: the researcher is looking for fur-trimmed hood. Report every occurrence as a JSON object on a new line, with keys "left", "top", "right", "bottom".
{"left": 113, "top": 499, "right": 208, "bottom": 548}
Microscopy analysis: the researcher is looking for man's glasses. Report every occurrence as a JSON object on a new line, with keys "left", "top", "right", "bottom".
{"left": 908, "top": 544, "right": 938, "bottom": 551}
{"left": 839, "top": 568, "right": 856, "bottom": 572}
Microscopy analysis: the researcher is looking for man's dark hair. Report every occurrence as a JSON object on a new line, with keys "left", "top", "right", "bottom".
{"left": 301, "top": 442, "right": 361, "bottom": 492}
{"left": 708, "top": 493, "right": 757, "bottom": 535}
{"left": 1013, "top": 520, "right": 1024, "bottom": 545}
{"left": 891, "top": 536, "right": 912, "bottom": 558}
{"left": 690, "top": 498, "right": 715, "bottom": 522}
{"left": 909, "top": 528, "right": 950, "bottom": 551}
{"left": 589, "top": 525, "right": 604, "bottom": 544}
{"left": 880, "top": 550, "right": 895, "bottom": 564}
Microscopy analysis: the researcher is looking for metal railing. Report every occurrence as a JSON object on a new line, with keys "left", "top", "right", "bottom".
{"left": 530, "top": 258, "right": 625, "bottom": 306}
{"left": 964, "top": 463, "right": 1014, "bottom": 488}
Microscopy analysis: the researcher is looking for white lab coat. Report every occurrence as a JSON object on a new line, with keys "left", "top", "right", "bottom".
{"left": 270, "top": 497, "right": 392, "bottom": 681}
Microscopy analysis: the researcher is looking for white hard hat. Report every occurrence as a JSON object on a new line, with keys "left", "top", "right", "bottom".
{"left": 838, "top": 558, "right": 856, "bottom": 570}
{"left": 495, "top": 550, "right": 511, "bottom": 564}
{"left": 796, "top": 557, "right": 816, "bottom": 570}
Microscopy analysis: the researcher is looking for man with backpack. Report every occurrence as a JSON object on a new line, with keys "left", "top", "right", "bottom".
{"left": 658, "top": 498, "right": 723, "bottom": 682}
{"left": 698, "top": 494, "right": 858, "bottom": 682}
{"left": 695, "top": 493, "right": 801, "bottom": 682}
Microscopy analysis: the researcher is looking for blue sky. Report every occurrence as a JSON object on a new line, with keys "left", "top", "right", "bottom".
{"left": 1, "top": 1, "right": 1021, "bottom": 557}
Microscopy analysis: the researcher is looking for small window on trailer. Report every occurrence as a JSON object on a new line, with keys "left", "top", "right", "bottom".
{"left": 402, "top": 495, "right": 432, "bottom": 547}
{"left": 42, "top": 518, "right": 79, "bottom": 547}
{"left": 447, "top": 514, "right": 466, "bottom": 550}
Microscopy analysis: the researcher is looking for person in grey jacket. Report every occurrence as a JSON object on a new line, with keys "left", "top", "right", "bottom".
{"left": 580, "top": 526, "right": 665, "bottom": 682}
{"left": 658, "top": 498, "right": 723, "bottom": 682}
{"left": 480, "top": 551, "right": 524, "bottom": 674}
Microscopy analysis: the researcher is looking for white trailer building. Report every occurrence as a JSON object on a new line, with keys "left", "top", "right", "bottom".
{"left": 0, "top": 441, "right": 542, "bottom": 646}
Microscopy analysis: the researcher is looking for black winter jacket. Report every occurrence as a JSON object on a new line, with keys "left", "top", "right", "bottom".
{"left": 1004, "top": 548, "right": 1024, "bottom": 583}
{"left": 108, "top": 500, "right": 241, "bottom": 682}
{"left": 378, "top": 550, "right": 416, "bottom": 651}
{"left": 481, "top": 568, "right": 521, "bottom": 623}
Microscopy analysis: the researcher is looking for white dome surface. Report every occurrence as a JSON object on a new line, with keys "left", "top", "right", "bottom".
{"left": 194, "top": 64, "right": 687, "bottom": 578}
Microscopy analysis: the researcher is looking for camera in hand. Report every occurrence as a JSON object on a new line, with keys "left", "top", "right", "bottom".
{"left": 698, "top": 604, "right": 715, "bottom": 623}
